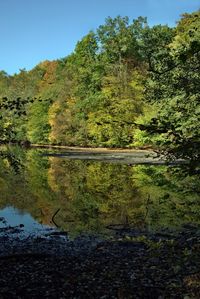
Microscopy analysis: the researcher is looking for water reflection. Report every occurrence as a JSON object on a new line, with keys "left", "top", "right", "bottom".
{"left": 0, "top": 145, "right": 200, "bottom": 237}
{"left": 0, "top": 206, "right": 47, "bottom": 231}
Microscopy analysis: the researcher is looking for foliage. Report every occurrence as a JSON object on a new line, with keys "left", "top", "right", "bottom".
{"left": 139, "top": 11, "right": 200, "bottom": 162}
{"left": 1, "top": 146, "right": 200, "bottom": 235}
{"left": 0, "top": 11, "right": 199, "bottom": 160}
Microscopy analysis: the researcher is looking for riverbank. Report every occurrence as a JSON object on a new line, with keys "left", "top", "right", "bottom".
{"left": 2, "top": 143, "right": 189, "bottom": 165}
{"left": 0, "top": 225, "right": 199, "bottom": 298}
{"left": 2, "top": 143, "right": 163, "bottom": 165}
{"left": 31, "top": 144, "right": 154, "bottom": 152}
{"left": 38, "top": 146, "right": 187, "bottom": 165}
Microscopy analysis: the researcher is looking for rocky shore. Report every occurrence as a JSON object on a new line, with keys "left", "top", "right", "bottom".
{"left": 0, "top": 224, "right": 200, "bottom": 298}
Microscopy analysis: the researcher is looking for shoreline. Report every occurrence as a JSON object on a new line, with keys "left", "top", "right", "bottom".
{"left": 31, "top": 143, "right": 154, "bottom": 153}
{"left": 1, "top": 143, "right": 189, "bottom": 165}
{"left": 0, "top": 224, "right": 199, "bottom": 298}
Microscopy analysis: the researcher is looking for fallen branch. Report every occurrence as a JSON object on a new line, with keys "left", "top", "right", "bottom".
{"left": 51, "top": 208, "right": 60, "bottom": 228}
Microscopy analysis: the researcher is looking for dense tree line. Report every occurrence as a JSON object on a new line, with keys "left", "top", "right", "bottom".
{"left": 0, "top": 11, "right": 199, "bottom": 161}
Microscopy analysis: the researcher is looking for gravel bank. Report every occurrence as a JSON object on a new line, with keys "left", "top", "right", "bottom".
{"left": 0, "top": 225, "right": 200, "bottom": 298}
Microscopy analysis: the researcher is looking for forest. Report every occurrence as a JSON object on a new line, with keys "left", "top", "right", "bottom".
{"left": 0, "top": 10, "right": 199, "bottom": 162}
{"left": 0, "top": 9, "right": 200, "bottom": 298}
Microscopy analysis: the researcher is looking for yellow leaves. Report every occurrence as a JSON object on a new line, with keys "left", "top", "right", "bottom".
{"left": 3, "top": 121, "right": 12, "bottom": 128}
{"left": 129, "top": 70, "right": 145, "bottom": 98}
{"left": 101, "top": 75, "right": 120, "bottom": 98}
{"left": 87, "top": 111, "right": 113, "bottom": 142}
{"left": 48, "top": 97, "right": 78, "bottom": 144}
{"left": 38, "top": 60, "right": 58, "bottom": 89}
{"left": 48, "top": 100, "right": 61, "bottom": 126}
{"left": 86, "top": 163, "right": 112, "bottom": 192}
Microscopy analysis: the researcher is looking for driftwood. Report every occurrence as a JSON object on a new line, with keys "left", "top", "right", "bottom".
{"left": 51, "top": 208, "right": 60, "bottom": 228}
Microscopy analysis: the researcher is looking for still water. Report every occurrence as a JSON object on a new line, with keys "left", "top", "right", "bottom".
{"left": 0, "top": 145, "right": 200, "bottom": 237}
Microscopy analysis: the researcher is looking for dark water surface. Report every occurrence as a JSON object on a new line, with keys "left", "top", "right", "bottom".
{"left": 0, "top": 145, "right": 200, "bottom": 237}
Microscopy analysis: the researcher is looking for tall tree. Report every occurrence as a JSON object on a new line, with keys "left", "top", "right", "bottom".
{"left": 141, "top": 11, "right": 200, "bottom": 163}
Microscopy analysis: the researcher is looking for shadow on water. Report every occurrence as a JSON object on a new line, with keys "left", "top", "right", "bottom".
{"left": 0, "top": 145, "right": 200, "bottom": 237}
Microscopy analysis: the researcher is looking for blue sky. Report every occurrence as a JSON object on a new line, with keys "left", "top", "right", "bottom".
{"left": 0, "top": 0, "right": 199, "bottom": 75}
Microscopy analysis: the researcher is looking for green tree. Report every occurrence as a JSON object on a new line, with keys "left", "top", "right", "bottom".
{"left": 141, "top": 11, "right": 200, "bottom": 163}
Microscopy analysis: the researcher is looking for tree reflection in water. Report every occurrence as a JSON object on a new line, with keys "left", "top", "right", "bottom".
{"left": 0, "top": 145, "right": 200, "bottom": 237}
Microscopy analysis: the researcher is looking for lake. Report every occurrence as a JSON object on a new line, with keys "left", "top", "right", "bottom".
{"left": 0, "top": 145, "right": 200, "bottom": 237}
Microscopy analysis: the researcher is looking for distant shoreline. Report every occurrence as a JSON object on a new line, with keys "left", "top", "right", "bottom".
{"left": 1, "top": 143, "right": 189, "bottom": 165}
{"left": 31, "top": 143, "right": 154, "bottom": 153}
{"left": 30, "top": 144, "right": 189, "bottom": 166}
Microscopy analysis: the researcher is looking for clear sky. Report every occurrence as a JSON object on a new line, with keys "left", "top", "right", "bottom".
{"left": 0, "top": 0, "right": 199, "bottom": 75}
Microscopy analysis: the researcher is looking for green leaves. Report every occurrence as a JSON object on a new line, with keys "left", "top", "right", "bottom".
{"left": 0, "top": 11, "right": 199, "bottom": 155}
{"left": 137, "top": 11, "right": 200, "bottom": 163}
